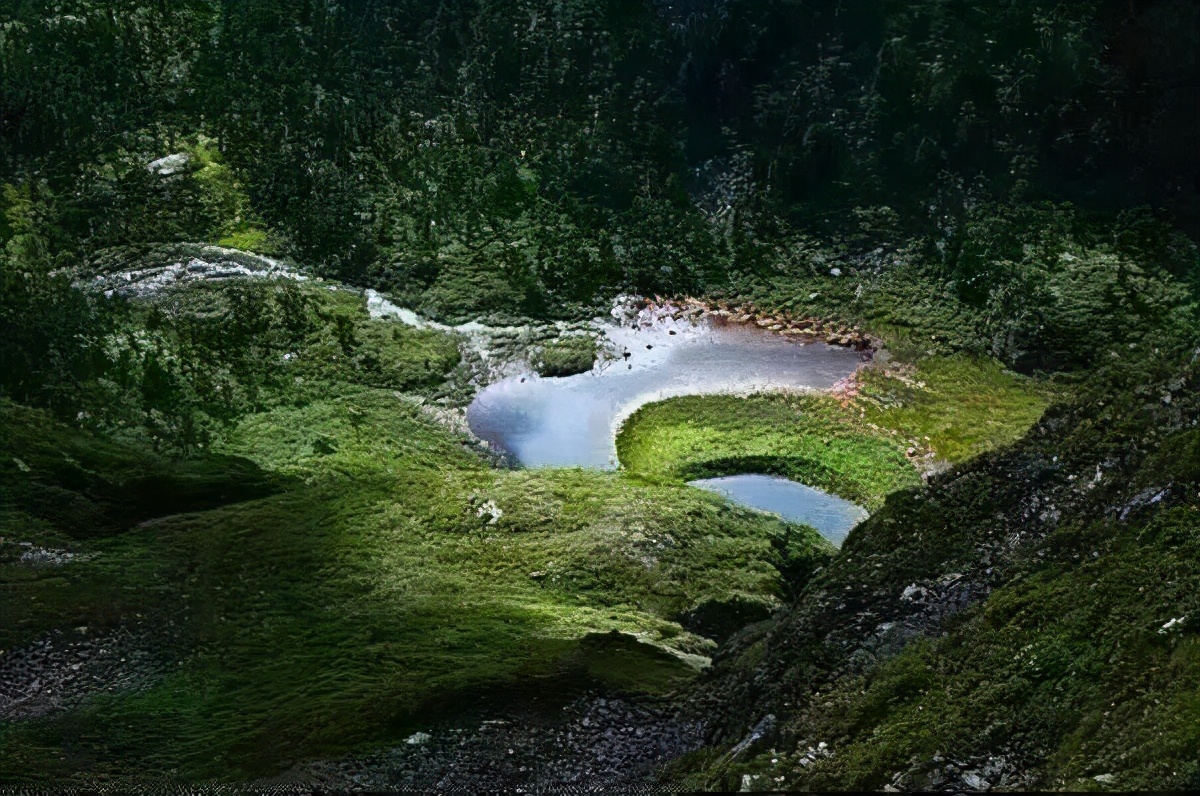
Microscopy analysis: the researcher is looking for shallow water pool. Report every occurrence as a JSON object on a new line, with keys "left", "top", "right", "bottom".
{"left": 688, "top": 474, "right": 868, "bottom": 544}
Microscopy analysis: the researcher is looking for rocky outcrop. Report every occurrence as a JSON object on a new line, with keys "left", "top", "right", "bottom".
{"left": 624, "top": 296, "right": 876, "bottom": 351}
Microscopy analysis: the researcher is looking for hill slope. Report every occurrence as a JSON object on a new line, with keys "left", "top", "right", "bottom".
{"left": 679, "top": 345, "right": 1200, "bottom": 791}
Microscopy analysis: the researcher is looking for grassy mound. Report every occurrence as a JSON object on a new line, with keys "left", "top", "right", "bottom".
{"left": 618, "top": 393, "right": 916, "bottom": 511}
{"left": 617, "top": 355, "right": 1054, "bottom": 511}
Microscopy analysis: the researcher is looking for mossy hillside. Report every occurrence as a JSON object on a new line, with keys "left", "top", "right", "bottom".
{"left": 719, "top": 478, "right": 1200, "bottom": 791}
{"left": 2, "top": 384, "right": 833, "bottom": 781}
{"left": 617, "top": 355, "right": 1054, "bottom": 512}
{"left": 64, "top": 277, "right": 461, "bottom": 452}
{"left": 21, "top": 132, "right": 286, "bottom": 257}
{"left": 716, "top": 253, "right": 983, "bottom": 360}
{"left": 791, "top": 505, "right": 1200, "bottom": 792}
{"left": 680, "top": 347, "right": 1200, "bottom": 792}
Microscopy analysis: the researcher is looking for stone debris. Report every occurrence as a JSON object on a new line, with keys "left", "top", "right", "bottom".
{"left": 147, "top": 152, "right": 191, "bottom": 176}
{"left": 474, "top": 498, "right": 503, "bottom": 525}
{"left": 259, "top": 695, "right": 703, "bottom": 793}
{"left": 16, "top": 545, "right": 95, "bottom": 566}
{"left": 729, "top": 714, "right": 777, "bottom": 759}
{"left": 0, "top": 626, "right": 165, "bottom": 721}
{"left": 86, "top": 248, "right": 304, "bottom": 299}
{"left": 1158, "top": 616, "right": 1187, "bottom": 634}
{"left": 881, "top": 751, "right": 1036, "bottom": 792}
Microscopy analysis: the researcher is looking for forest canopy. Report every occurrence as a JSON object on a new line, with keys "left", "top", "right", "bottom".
{"left": 1, "top": 0, "right": 1197, "bottom": 427}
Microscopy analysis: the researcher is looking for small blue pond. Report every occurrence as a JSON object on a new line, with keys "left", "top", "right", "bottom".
{"left": 688, "top": 474, "right": 868, "bottom": 545}
{"left": 465, "top": 313, "right": 870, "bottom": 546}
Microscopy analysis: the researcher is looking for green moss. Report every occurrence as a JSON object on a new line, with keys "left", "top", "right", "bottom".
{"left": 0, "top": 401, "right": 280, "bottom": 541}
{"left": 215, "top": 228, "right": 278, "bottom": 254}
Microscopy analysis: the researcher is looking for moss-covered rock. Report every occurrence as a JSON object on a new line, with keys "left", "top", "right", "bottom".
{"left": 530, "top": 335, "right": 599, "bottom": 378}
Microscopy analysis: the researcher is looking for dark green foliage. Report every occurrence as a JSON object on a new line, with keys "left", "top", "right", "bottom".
{"left": 715, "top": 202, "right": 1198, "bottom": 373}
{"left": 2, "top": 1, "right": 1196, "bottom": 324}
{"left": 0, "top": 184, "right": 110, "bottom": 407}
{"left": 697, "top": 0, "right": 1199, "bottom": 229}
{"left": 0, "top": 2, "right": 215, "bottom": 164}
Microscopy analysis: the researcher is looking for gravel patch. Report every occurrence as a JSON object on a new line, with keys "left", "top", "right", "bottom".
{"left": 0, "top": 625, "right": 165, "bottom": 720}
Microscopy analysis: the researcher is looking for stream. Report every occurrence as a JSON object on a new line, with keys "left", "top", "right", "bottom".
{"left": 466, "top": 305, "right": 870, "bottom": 543}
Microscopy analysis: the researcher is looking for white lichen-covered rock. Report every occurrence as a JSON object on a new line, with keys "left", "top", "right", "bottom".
{"left": 475, "top": 499, "right": 503, "bottom": 525}
{"left": 147, "top": 152, "right": 191, "bottom": 176}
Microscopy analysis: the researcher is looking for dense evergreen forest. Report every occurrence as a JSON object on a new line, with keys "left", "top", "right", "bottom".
{"left": 1, "top": 0, "right": 1197, "bottom": 791}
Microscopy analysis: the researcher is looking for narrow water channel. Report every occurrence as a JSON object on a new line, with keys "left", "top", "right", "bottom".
{"left": 466, "top": 310, "right": 871, "bottom": 543}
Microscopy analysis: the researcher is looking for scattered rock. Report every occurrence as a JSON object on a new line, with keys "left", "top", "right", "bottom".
{"left": 258, "top": 695, "right": 703, "bottom": 792}
{"left": 0, "top": 627, "right": 166, "bottom": 721}
{"left": 729, "top": 714, "right": 776, "bottom": 760}
{"left": 146, "top": 152, "right": 190, "bottom": 176}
